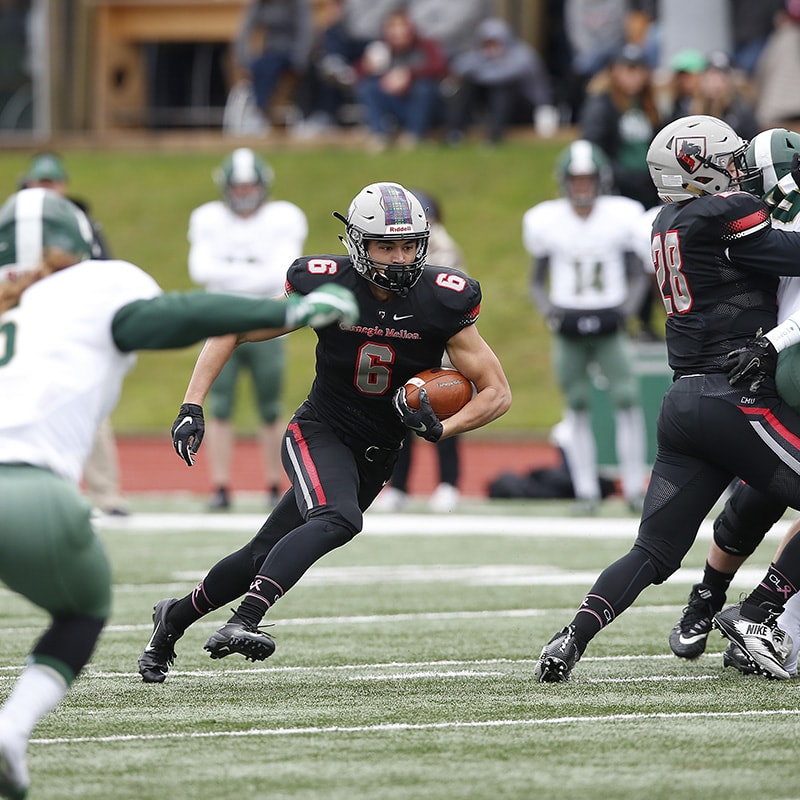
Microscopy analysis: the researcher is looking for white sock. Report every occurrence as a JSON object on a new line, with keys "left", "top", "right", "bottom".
{"left": 561, "top": 410, "right": 600, "bottom": 501}
{"left": 614, "top": 407, "right": 647, "bottom": 500}
{"left": 777, "top": 593, "right": 800, "bottom": 676}
{"left": 0, "top": 662, "right": 68, "bottom": 738}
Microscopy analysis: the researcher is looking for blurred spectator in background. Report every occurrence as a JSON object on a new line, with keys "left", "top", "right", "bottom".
{"left": 445, "top": 17, "right": 556, "bottom": 146}
{"left": 754, "top": 0, "right": 800, "bottom": 129}
{"left": 294, "top": 0, "right": 363, "bottom": 133}
{"left": 407, "top": 0, "right": 497, "bottom": 62}
{"left": 374, "top": 189, "right": 467, "bottom": 513}
{"left": 342, "top": 0, "right": 402, "bottom": 51}
{"left": 562, "top": 0, "right": 628, "bottom": 122}
{"left": 232, "top": 0, "right": 313, "bottom": 129}
{"left": 21, "top": 152, "right": 128, "bottom": 517}
{"left": 730, "top": 0, "right": 784, "bottom": 76}
{"left": 662, "top": 48, "right": 706, "bottom": 121}
{"left": 188, "top": 148, "right": 308, "bottom": 511}
{"left": 523, "top": 140, "right": 649, "bottom": 515}
{"left": 354, "top": 9, "right": 447, "bottom": 151}
{"left": 579, "top": 43, "right": 661, "bottom": 210}
{"left": 691, "top": 50, "right": 759, "bottom": 141}
{"left": 657, "top": 0, "right": 731, "bottom": 73}
{"left": 579, "top": 42, "right": 661, "bottom": 339}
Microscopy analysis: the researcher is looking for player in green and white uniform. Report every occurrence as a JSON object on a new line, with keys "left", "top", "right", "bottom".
{"left": 0, "top": 187, "right": 357, "bottom": 799}
{"left": 523, "top": 139, "right": 651, "bottom": 513}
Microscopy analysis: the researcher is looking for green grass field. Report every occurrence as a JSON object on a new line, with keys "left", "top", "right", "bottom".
{"left": 0, "top": 136, "right": 626, "bottom": 438}
{"left": 3, "top": 500, "right": 799, "bottom": 800}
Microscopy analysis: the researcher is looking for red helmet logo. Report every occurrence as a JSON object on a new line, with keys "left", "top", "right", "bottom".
{"left": 675, "top": 137, "right": 706, "bottom": 173}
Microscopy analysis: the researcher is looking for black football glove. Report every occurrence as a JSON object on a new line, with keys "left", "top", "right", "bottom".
{"left": 392, "top": 386, "right": 444, "bottom": 442}
{"left": 724, "top": 335, "right": 779, "bottom": 392}
{"left": 171, "top": 403, "right": 205, "bottom": 466}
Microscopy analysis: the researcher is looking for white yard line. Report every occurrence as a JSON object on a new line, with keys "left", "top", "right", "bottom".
{"left": 30, "top": 707, "right": 800, "bottom": 746}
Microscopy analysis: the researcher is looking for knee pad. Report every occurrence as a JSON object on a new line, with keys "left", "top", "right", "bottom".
{"left": 713, "top": 484, "right": 784, "bottom": 557}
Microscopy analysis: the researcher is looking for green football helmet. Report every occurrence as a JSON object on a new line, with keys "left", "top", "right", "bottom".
{"left": 555, "top": 140, "right": 613, "bottom": 207}
{"left": 0, "top": 188, "right": 94, "bottom": 278}
{"left": 737, "top": 128, "right": 800, "bottom": 198}
{"left": 214, "top": 147, "right": 274, "bottom": 215}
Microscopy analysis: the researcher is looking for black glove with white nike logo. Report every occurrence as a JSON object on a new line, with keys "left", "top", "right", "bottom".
{"left": 171, "top": 403, "right": 205, "bottom": 466}
{"left": 392, "top": 387, "right": 443, "bottom": 442}
{"left": 724, "top": 335, "right": 779, "bottom": 393}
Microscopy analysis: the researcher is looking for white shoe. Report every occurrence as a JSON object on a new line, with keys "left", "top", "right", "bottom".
{"left": 0, "top": 725, "right": 29, "bottom": 799}
{"left": 371, "top": 487, "right": 409, "bottom": 512}
{"left": 429, "top": 483, "right": 459, "bottom": 513}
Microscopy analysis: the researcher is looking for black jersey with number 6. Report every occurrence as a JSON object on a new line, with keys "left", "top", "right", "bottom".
{"left": 651, "top": 190, "right": 800, "bottom": 377}
{"left": 286, "top": 255, "right": 481, "bottom": 449}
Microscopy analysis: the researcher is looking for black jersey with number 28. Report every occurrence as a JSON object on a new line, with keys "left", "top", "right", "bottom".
{"left": 286, "top": 255, "right": 481, "bottom": 449}
{"left": 651, "top": 190, "right": 800, "bottom": 377}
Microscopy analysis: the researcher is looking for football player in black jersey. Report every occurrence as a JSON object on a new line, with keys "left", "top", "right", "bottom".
{"left": 137, "top": 181, "right": 511, "bottom": 682}
{"left": 536, "top": 115, "right": 800, "bottom": 682}
{"left": 667, "top": 128, "right": 800, "bottom": 674}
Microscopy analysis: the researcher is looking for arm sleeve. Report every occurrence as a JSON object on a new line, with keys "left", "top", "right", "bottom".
{"left": 111, "top": 291, "right": 289, "bottom": 352}
{"left": 621, "top": 250, "right": 650, "bottom": 317}
{"left": 529, "top": 256, "right": 553, "bottom": 316}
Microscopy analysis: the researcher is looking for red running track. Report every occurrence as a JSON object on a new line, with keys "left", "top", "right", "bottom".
{"left": 114, "top": 435, "right": 560, "bottom": 499}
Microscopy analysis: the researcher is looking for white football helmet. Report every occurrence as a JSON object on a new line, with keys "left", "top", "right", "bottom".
{"left": 336, "top": 182, "right": 430, "bottom": 295}
{"left": 214, "top": 147, "right": 273, "bottom": 216}
{"left": 647, "top": 115, "right": 747, "bottom": 202}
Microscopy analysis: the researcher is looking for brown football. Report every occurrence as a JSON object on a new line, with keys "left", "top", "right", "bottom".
{"left": 403, "top": 367, "right": 473, "bottom": 420}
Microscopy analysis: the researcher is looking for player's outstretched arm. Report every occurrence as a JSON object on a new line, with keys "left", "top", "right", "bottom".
{"left": 111, "top": 283, "right": 358, "bottom": 351}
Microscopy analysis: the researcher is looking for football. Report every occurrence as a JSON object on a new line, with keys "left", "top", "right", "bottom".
{"left": 403, "top": 367, "right": 473, "bottom": 420}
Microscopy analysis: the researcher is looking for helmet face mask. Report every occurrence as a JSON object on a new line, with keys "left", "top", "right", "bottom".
{"left": 556, "top": 140, "right": 613, "bottom": 207}
{"left": 647, "top": 115, "right": 747, "bottom": 202}
{"left": 338, "top": 182, "right": 430, "bottom": 295}
{"left": 215, "top": 147, "right": 273, "bottom": 215}
{"left": 737, "top": 128, "right": 800, "bottom": 198}
{"left": 0, "top": 188, "right": 94, "bottom": 281}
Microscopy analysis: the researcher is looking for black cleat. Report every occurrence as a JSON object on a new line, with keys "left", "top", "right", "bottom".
{"left": 138, "top": 598, "right": 181, "bottom": 683}
{"left": 535, "top": 625, "right": 583, "bottom": 682}
{"left": 712, "top": 602, "right": 792, "bottom": 680}
{"left": 669, "top": 583, "right": 724, "bottom": 660}
{"left": 204, "top": 619, "right": 275, "bottom": 662}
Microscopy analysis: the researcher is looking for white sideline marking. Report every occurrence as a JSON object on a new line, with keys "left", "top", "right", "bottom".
{"left": 95, "top": 512, "right": 797, "bottom": 540}
{"left": 31, "top": 708, "right": 800, "bottom": 746}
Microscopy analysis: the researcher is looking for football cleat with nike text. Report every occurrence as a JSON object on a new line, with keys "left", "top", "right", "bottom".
{"left": 712, "top": 602, "right": 792, "bottom": 680}
{"left": 535, "top": 625, "right": 583, "bottom": 682}
{"left": 204, "top": 619, "right": 275, "bottom": 662}
{"left": 669, "top": 582, "right": 724, "bottom": 659}
{"left": 138, "top": 598, "right": 181, "bottom": 683}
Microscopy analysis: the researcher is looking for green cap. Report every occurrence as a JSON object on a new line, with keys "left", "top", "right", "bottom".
{"left": 670, "top": 49, "right": 706, "bottom": 74}
{"left": 25, "top": 153, "right": 68, "bottom": 184}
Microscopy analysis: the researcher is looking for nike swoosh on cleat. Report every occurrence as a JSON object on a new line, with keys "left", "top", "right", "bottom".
{"left": 678, "top": 633, "right": 707, "bottom": 645}
{"left": 145, "top": 622, "right": 162, "bottom": 650}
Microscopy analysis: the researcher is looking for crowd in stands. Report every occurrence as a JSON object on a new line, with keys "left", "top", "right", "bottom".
{"left": 229, "top": 1, "right": 800, "bottom": 162}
